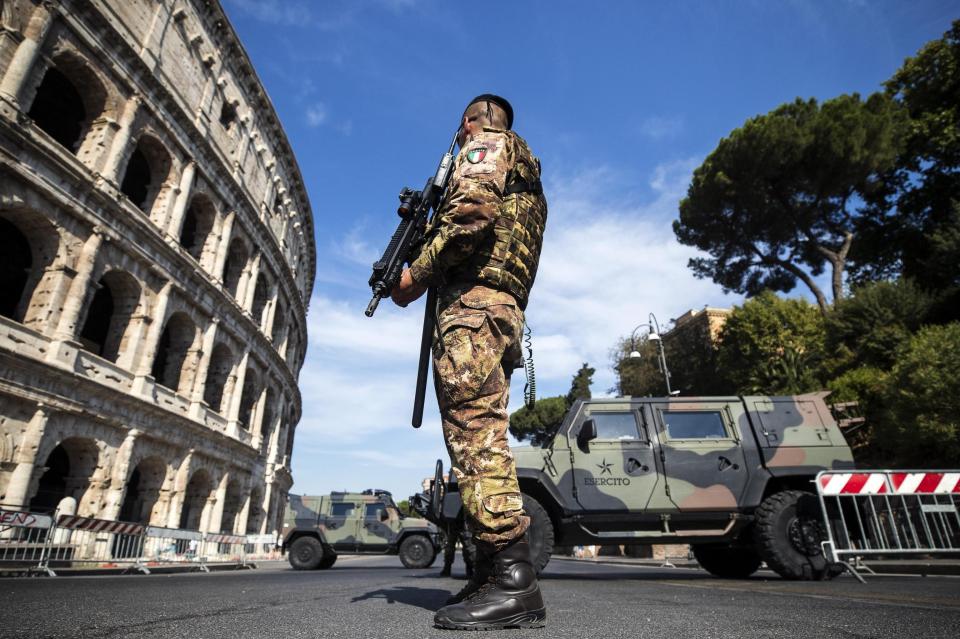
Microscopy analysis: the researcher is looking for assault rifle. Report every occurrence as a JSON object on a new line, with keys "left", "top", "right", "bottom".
{"left": 365, "top": 130, "right": 459, "bottom": 428}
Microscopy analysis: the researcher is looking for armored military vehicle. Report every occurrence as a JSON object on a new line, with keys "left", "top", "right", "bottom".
{"left": 281, "top": 489, "right": 439, "bottom": 570}
{"left": 412, "top": 393, "right": 855, "bottom": 581}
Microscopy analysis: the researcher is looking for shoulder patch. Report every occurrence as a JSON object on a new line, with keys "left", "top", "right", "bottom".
{"left": 458, "top": 133, "right": 504, "bottom": 178}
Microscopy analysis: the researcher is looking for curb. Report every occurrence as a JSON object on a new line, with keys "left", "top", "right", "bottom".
{"left": 0, "top": 562, "right": 254, "bottom": 578}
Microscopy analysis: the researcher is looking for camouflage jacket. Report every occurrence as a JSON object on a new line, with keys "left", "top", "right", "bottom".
{"left": 409, "top": 127, "right": 547, "bottom": 310}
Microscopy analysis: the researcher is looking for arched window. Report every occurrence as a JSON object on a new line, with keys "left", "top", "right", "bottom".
{"left": 221, "top": 238, "right": 248, "bottom": 298}
{"left": 246, "top": 487, "right": 264, "bottom": 534}
{"left": 179, "top": 470, "right": 212, "bottom": 531}
{"left": 203, "top": 343, "right": 233, "bottom": 413}
{"left": 27, "top": 67, "right": 86, "bottom": 151}
{"left": 271, "top": 297, "right": 286, "bottom": 344}
{"left": 29, "top": 438, "right": 99, "bottom": 513}
{"left": 250, "top": 275, "right": 270, "bottom": 328}
{"left": 151, "top": 312, "right": 198, "bottom": 393}
{"left": 259, "top": 389, "right": 275, "bottom": 453}
{"left": 120, "top": 135, "right": 172, "bottom": 213}
{"left": 78, "top": 270, "right": 140, "bottom": 362}
{"left": 178, "top": 196, "right": 216, "bottom": 262}
{"left": 29, "top": 444, "right": 69, "bottom": 512}
{"left": 118, "top": 457, "right": 166, "bottom": 525}
{"left": 26, "top": 54, "right": 106, "bottom": 155}
{"left": 237, "top": 367, "right": 259, "bottom": 431}
{"left": 220, "top": 479, "right": 243, "bottom": 534}
{"left": 0, "top": 218, "right": 31, "bottom": 320}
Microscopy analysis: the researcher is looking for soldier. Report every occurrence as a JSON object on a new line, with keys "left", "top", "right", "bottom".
{"left": 391, "top": 94, "right": 548, "bottom": 630}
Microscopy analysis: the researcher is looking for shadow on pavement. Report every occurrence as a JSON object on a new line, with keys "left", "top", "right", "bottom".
{"left": 351, "top": 586, "right": 451, "bottom": 611}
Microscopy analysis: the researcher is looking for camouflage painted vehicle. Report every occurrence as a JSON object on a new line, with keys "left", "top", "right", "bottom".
{"left": 413, "top": 393, "right": 855, "bottom": 580}
{"left": 281, "top": 489, "right": 440, "bottom": 570}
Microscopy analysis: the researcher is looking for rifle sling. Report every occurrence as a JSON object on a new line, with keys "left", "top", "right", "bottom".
{"left": 504, "top": 179, "right": 542, "bottom": 196}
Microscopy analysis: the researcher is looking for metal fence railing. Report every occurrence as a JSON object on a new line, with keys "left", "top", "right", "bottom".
{"left": 0, "top": 506, "right": 274, "bottom": 577}
{"left": 816, "top": 470, "right": 960, "bottom": 582}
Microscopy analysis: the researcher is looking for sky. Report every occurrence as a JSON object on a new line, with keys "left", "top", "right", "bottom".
{"left": 219, "top": 0, "right": 957, "bottom": 501}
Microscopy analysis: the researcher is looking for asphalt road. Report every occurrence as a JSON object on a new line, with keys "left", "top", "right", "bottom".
{"left": 3, "top": 556, "right": 960, "bottom": 639}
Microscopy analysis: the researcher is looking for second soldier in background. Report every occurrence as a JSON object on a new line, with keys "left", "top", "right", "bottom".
{"left": 391, "top": 94, "right": 548, "bottom": 630}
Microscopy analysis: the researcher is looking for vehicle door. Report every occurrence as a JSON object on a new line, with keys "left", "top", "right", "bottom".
{"left": 566, "top": 402, "right": 659, "bottom": 511}
{"left": 358, "top": 502, "right": 394, "bottom": 551}
{"left": 646, "top": 400, "right": 750, "bottom": 511}
{"left": 323, "top": 500, "right": 361, "bottom": 550}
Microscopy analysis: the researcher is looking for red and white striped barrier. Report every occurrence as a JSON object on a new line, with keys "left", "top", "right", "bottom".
{"left": 56, "top": 515, "right": 144, "bottom": 536}
{"left": 815, "top": 469, "right": 960, "bottom": 583}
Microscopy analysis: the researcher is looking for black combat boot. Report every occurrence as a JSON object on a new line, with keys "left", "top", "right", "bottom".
{"left": 434, "top": 538, "right": 545, "bottom": 630}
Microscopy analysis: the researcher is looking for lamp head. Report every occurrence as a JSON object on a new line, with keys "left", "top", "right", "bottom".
{"left": 648, "top": 331, "right": 661, "bottom": 342}
{"left": 628, "top": 350, "right": 642, "bottom": 359}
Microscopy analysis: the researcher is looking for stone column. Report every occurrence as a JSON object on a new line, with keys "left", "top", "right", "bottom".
{"left": 165, "top": 161, "right": 197, "bottom": 239}
{"left": 0, "top": 2, "right": 54, "bottom": 106}
{"left": 100, "top": 94, "right": 142, "bottom": 183}
{"left": 250, "top": 387, "right": 268, "bottom": 449}
{"left": 226, "top": 350, "right": 250, "bottom": 429}
{"left": 100, "top": 429, "right": 140, "bottom": 521}
{"left": 212, "top": 211, "right": 236, "bottom": 281}
{"left": 263, "top": 286, "right": 279, "bottom": 336}
{"left": 131, "top": 281, "right": 172, "bottom": 393}
{"left": 260, "top": 477, "right": 274, "bottom": 535}
{"left": 2, "top": 404, "right": 50, "bottom": 508}
{"left": 240, "top": 252, "right": 261, "bottom": 312}
{"left": 51, "top": 229, "right": 103, "bottom": 341}
{"left": 236, "top": 480, "right": 252, "bottom": 535}
{"left": 188, "top": 318, "right": 219, "bottom": 419}
{"left": 166, "top": 450, "right": 194, "bottom": 529}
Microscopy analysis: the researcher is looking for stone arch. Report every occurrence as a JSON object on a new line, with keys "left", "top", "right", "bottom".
{"left": 259, "top": 388, "right": 276, "bottom": 454}
{"left": 246, "top": 485, "right": 264, "bottom": 534}
{"left": 29, "top": 436, "right": 99, "bottom": 513}
{"left": 220, "top": 477, "right": 244, "bottom": 534}
{"left": 178, "top": 193, "right": 216, "bottom": 263}
{"left": 26, "top": 50, "right": 107, "bottom": 154}
{"left": 271, "top": 296, "right": 287, "bottom": 345}
{"left": 285, "top": 327, "right": 300, "bottom": 366}
{"left": 78, "top": 269, "right": 141, "bottom": 362}
{"left": 151, "top": 312, "right": 199, "bottom": 394}
{"left": 118, "top": 456, "right": 166, "bottom": 525}
{"left": 237, "top": 366, "right": 260, "bottom": 431}
{"left": 0, "top": 207, "right": 61, "bottom": 326}
{"left": 250, "top": 271, "right": 271, "bottom": 330}
{"left": 179, "top": 468, "right": 212, "bottom": 531}
{"left": 120, "top": 133, "right": 172, "bottom": 214}
{"left": 203, "top": 342, "right": 234, "bottom": 413}
{"left": 221, "top": 237, "right": 249, "bottom": 299}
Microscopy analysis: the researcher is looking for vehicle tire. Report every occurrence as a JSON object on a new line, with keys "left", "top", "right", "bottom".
{"left": 523, "top": 494, "right": 555, "bottom": 575}
{"left": 754, "top": 489, "right": 841, "bottom": 581}
{"left": 318, "top": 550, "right": 337, "bottom": 569}
{"left": 288, "top": 536, "right": 324, "bottom": 570}
{"left": 692, "top": 543, "right": 762, "bottom": 579}
{"left": 399, "top": 534, "right": 436, "bottom": 569}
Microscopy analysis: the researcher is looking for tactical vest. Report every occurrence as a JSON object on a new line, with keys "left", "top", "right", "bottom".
{"left": 447, "top": 131, "right": 547, "bottom": 310}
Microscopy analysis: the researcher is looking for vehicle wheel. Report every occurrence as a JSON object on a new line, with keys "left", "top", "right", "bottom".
{"left": 523, "top": 494, "right": 555, "bottom": 575}
{"left": 288, "top": 536, "right": 324, "bottom": 570}
{"left": 692, "top": 543, "right": 762, "bottom": 578}
{"left": 754, "top": 490, "right": 840, "bottom": 581}
{"left": 318, "top": 551, "right": 337, "bottom": 569}
{"left": 399, "top": 534, "right": 436, "bottom": 569}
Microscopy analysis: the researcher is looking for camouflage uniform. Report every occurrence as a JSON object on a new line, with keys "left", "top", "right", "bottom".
{"left": 410, "top": 127, "right": 547, "bottom": 550}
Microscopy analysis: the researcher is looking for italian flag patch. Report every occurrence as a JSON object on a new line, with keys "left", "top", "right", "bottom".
{"left": 466, "top": 147, "right": 487, "bottom": 164}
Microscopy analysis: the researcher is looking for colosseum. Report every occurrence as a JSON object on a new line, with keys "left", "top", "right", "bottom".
{"left": 0, "top": 0, "right": 315, "bottom": 540}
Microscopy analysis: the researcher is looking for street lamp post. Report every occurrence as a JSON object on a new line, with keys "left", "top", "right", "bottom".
{"left": 628, "top": 313, "right": 675, "bottom": 396}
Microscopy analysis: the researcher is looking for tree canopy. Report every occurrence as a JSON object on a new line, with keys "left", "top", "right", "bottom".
{"left": 674, "top": 93, "right": 907, "bottom": 314}
{"left": 509, "top": 362, "right": 596, "bottom": 446}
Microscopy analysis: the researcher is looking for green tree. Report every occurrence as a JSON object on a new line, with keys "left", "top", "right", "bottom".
{"left": 855, "top": 21, "right": 960, "bottom": 321}
{"left": 611, "top": 335, "right": 663, "bottom": 397}
{"left": 508, "top": 396, "right": 568, "bottom": 446}
{"left": 882, "top": 322, "right": 960, "bottom": 466}
{"left": 397, "top": 499, "right": 415, "bottom": 517}
{"left": 824, "top": 279, "right": 934, "bottom": 376}
{"left": 674, "top": 94, "right": 907, "bottom": 314}
{"left": 566, "top": 362, "right": 595, "bottom": 405}
{"left": 716, "top": 291, "right": 825, "bottom": 394}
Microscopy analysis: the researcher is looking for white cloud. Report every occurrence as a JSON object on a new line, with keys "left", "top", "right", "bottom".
{"left": 305, "top": 103, "right": 328, "bottom": 127}
{"left": 638, "top": 115, "right": 685, "bottom": 140}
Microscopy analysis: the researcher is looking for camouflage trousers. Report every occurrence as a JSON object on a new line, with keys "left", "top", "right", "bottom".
{"left": 432, "top": 284, "right": 530, "bottom": 550}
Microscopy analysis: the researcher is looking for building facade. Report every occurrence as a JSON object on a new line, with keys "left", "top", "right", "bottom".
{"left": 0, "top": 0, "right": 315, "bottom": 537}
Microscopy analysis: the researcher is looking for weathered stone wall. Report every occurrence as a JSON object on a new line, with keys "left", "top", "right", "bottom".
{"left": 0, "top": 0, "right": 314, "bottom": 538}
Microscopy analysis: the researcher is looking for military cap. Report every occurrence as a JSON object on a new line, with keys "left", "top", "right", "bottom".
{"left": 466, "top": 94, "right": 513, "bottom": 130}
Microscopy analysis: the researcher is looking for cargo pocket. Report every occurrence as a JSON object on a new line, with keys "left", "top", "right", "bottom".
{"left": 434, "top": 312, "right": 497, "bottom": 406}
{"left": 481, "top": 492, "right": 524, "bottom": 521}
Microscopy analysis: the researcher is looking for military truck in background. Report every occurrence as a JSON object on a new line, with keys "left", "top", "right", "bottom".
{"left": 281, "top": 489, "right": 440, "bottom": 570}
{"left": 412, "top": 393, "right": 855, "bottom": 581}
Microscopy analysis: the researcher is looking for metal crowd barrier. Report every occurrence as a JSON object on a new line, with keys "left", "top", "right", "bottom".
{"left": 244, "top": 533, "right": 280, "bottom": 560}
{"left": 39, "top": 514, "right": 148, "bottom": 575}
{"left": 0, "top": 507, "right": 56, "bottom": 576}
{"left": 816, "top": 470, "right": 960, "bottom": 582}
{"left": 0, "top": 507, "right": 263, "bottom": 576}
